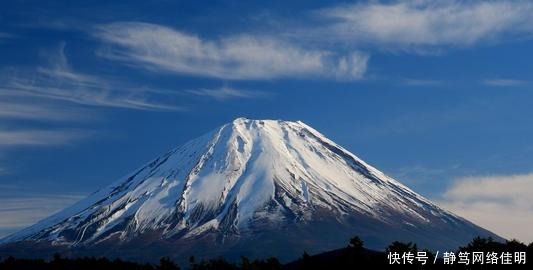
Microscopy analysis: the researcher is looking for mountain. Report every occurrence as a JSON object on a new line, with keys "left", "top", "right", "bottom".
{"left": 0, "top": 118, "right": 499, "bottom": 262}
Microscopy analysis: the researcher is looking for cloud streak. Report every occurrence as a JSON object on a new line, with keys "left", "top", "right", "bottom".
{"left": 318, "top": 1, "right": 533, "bottom": 49}
{"left": 0, "top": 129, "right": 87, "bottom": 147}
{"left": 483, "top": 78, "right": 527, "bottom": 87}
{"left": 94, "top": 22, "right": 369, "bottom": 80}
{"left": 0, "top": 101, "right": 88, "bottom": 121}
{"left": 0, "top": 44, "right": 182, "bottom": 152}
{"left": 438, "top": 173, "right": 533, "bottom": 243}
{"left": 0, "top": 194, "right": 84, "bottom": 239}
{"left": 186, "top": 86, "right": 265, "bottom": 101}
{"left": 0, "top": 32, "right": 11, "bottom": 39}
{"left": 401, "top": 78, "right": 442, "bottom": 86}
{"left": 1, "top": 43, "right": 181, "bottom": 112}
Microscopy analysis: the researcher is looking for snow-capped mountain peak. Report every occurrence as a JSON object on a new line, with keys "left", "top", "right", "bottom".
{"left": 0, "top": 118, "right": 498, "bottom": 262}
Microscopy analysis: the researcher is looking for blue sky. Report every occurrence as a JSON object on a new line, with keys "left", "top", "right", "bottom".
{"left": 1, "top": 0, "right": 533, "bottom": 242}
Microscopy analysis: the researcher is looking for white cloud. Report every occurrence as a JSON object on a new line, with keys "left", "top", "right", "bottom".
{"left": 1, "top": 43, "right": 181, "bottom": 112}
{"left": 186, "top": 86, "right": 265, "bottom": 101}
{"left": 438, "top": 173, "right": 533, "bottom": 244}
{"left": 0, "top": 101, "right": 86, "bottom": 121}
{"left": 0, "top": 45, "right": 158, "bottom": 154}
{"left": 94, "top": 22, "right": 369, "bottom": 80}
{"left": 401, "top": 78, "right": 441, "bottom": 86}
{"left": 393, "top": 164, "right": 448, "bottom": 182}
{"left": 483, "top": 78, "right": 527, "bottom": 87}
{"left": 0, "top": 129, "right": 86, "bottom": 147}
{"left": 318, "top": 0, "right": 533, "bottom": 48}
{"left": 0, "top": 194, "right": 84, "bottom": 238}
{"left": 0, "top": 32, "right": 11, "bottom": 39}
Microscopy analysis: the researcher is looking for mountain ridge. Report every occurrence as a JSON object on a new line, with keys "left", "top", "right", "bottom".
{"left": 0, "top": 118, "right": 500, "bottom": 262}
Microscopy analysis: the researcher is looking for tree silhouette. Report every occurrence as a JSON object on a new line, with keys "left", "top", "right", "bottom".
{"left": 386, "top": 241, "right": 417, "bottom": 254}
{"left": 348, "top": 236, "right": 364, "bottom": 251}
{"left": 0, "top": 235, "right": 530, "bottom": 269}
{"left": 157, "top": 256, "right": 180, "bottom": 270}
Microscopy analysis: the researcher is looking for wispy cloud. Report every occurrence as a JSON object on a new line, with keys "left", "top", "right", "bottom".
{"left": 483, "top": 78, "right": 527, "bottom": 87}
{"left": 186, "top": 86, "right": 266, "bottom": 101}
{"left": 94, "top": 22, "right": 369, "bottom": 80}
{"left": 0, "top": 129, "right": 87, "bottom": 147}
{"left": 0, "top": 101, "right": 87, "bottom": 121}
{"left": 393, "top": 164, "right": 448, "bottom": 182}
{"left": 401, "top": 78, "right": 442, "bottom": 86}
{"left": 1, "top": 43, "right": 181, "bottom": 112}
{"left": 318, "top": 1, "right": 533, "bottom": 50}
{"left": 438, "top": 173, "right": 533, "bottom": 243}
{"left": 0, "top": 194, "right": 84, "bottom": 239}
{"left": 0, "top": 43, "right": 193, "bottom": 175}
{"left": 0, "top": 32, "right": 12, "bottom": 39}
{"left": 17, "top": 19, "right": 89, "bottom": 32}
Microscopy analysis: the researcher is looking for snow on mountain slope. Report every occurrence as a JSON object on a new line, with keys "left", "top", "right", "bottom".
{"left": 0, "top": 118, "right": 499, "bottom": 261}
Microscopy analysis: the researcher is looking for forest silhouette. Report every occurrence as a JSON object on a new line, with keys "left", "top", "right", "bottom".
{"left": 1, "top": 236, "right": 531, "bottom": 269}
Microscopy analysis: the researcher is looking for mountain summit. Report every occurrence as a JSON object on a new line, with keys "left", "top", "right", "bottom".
{"left": 0, "top": 118, "right": 498, "bottom": 262}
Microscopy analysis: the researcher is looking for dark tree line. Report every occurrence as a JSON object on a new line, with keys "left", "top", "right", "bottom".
{"left": 1, "top": 236, "right": 532, "bottom": 269}
{"left": 289, "top": 236, "right": 533, "bottom": 269}
{"left": 0, "top": 254, "right": 283, "bottom": 270}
